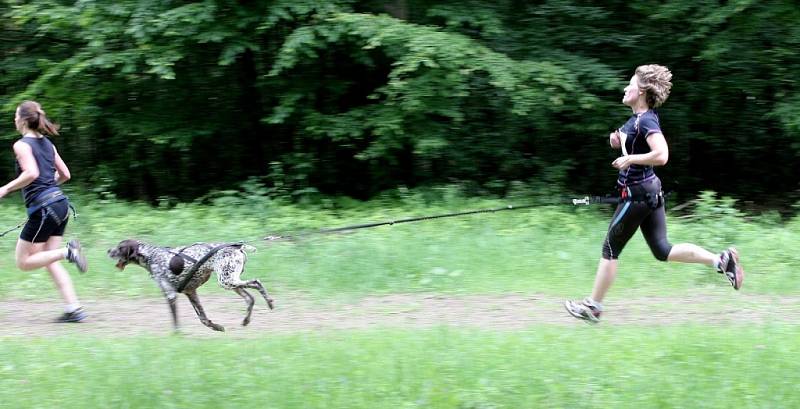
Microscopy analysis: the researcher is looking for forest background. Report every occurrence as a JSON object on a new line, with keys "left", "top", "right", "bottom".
{"left": 1, "top": 0, "right": 798, "bottom": 207}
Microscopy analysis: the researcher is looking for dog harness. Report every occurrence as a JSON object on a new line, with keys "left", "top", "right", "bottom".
{"left": 171, "top": 243, "right": 245, "bottom": 293}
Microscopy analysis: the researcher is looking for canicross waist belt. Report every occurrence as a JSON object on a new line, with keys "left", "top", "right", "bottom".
{"left": 26, "top": 189, "right": 67, "bottom": 217}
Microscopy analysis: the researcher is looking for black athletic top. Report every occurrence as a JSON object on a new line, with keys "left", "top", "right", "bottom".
{"left": 616, "top": 110, "right": 662, "bottom": 186}
{"left": 16, "top": 136, "right": 61, "bottom": 207}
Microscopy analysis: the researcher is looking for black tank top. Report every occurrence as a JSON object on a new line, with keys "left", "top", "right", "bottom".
{"left": 16, "top": 136, "right": 60, "bottom": 207}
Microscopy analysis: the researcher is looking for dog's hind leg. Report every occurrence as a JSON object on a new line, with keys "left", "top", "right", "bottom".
{"left": 233, "top": 279, "right": 275, "bottom": 309}
{"left": 218, "top": 260, "right": 275, "bottom": 310}
{"left": 234, "top": 288, "right": 255, "bottom": 326}
{"left": 184, "top": 290, "right": 225, "bottom": 332}
{"left": 241, "top": 279, "right": 275, "bottom": 310}
{"left": 223, "top": 279, "right": 275, "bottom": 310}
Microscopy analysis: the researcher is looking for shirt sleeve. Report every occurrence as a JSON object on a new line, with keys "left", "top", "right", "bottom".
{"left": 638, "top": 113, "right": 662, "bottom": 138}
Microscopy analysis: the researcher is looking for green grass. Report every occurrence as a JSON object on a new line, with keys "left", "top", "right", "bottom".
{"left": 0, "top": 191, "right": 798, "bottom": 299}
{"left": 1, "top": 190, "right": 798, "bottom": 408}
{"left": 0, "top": 325, "right": 797, "bottom": 409}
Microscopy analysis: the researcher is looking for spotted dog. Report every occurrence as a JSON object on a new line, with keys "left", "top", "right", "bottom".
{"left": 108, "top": 239, "right": 274, "bottom": 331}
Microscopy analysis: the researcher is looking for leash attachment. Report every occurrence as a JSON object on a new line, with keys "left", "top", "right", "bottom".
{"left": 571, "top": 196, "right": 623, "bottom": 206}
{"left": 571, "top": 190, "right": 670, "bottom": 209}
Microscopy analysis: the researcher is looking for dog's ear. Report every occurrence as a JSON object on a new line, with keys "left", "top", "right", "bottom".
{"left": 119, "top": 239, "right": 140, "bottom": 260}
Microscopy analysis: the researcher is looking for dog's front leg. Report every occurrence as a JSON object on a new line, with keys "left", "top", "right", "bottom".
{"left": 158, "top": 279, "right": 180, "bottom": 331}
{"left": 184, "top": 290, "right": 225, "bottom": 332}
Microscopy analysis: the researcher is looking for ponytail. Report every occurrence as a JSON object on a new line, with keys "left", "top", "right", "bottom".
{"left": 16, "top": 100, "right": 60, "bottom": 136}
{"left": 35, "top": 106, "right": 60, "bottom": 136}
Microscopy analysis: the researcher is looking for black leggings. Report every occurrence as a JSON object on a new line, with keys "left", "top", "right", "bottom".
{"left": 602, "top": 177, "right": 672, "bottom": 261}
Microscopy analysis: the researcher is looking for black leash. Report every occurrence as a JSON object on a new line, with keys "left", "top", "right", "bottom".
{"left": 176, "top": 206, "right": 522, "bottom": 290}
{"left": 261, "top": 204, "right": 541, "bottom": 242}
{"left": 163, "top": 186, "right": 671, "bottom": 292}
{"left": 0, "top": 191, "right": 668, "bottom": 242}
{"left": 260, "top": 191, "right": 672, "bottom": 242}
{"left": 0, "top": 218, "right": 28, "bottom": 238}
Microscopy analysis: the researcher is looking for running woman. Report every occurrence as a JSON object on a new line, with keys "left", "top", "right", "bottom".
{"left": 0, "top": 100, "right": 88, "bottom": 322}
{"left": 565, "top": 65, "right": 744, "bottom": 323}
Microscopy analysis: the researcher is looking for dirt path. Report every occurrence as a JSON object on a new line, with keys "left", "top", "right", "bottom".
{"left": 1, "top": 292, "right": 798, "bottom": 337}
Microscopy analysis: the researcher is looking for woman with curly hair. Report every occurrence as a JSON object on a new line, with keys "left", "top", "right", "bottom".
{"left": 564, "top": 65, "right": 744, "bottom": 323}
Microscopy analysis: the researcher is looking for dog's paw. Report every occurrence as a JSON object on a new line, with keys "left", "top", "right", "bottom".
{"left": 242, "top": 317, "right": 251, "bottom": 327}
{"left": 267, "top": 298, "right": 275, "bottom": 310}
{"left": 211, "top": 323, "right": 225, "bottom": 332}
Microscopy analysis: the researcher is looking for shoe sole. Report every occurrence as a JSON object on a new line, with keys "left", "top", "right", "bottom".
{"left": 564, "top": 300, "right": 600, "bottom": 324}
{"left": 55, "top": 313, "right": 88, "bottom": 323}
{"left": 728, "top": 248, "right": 744, "bottom": 290}
{"left": 55, "top": 317, "right": 87, "bottom": 323}
{"left": 68, "top": 240, "right": 88, "bottom": 273}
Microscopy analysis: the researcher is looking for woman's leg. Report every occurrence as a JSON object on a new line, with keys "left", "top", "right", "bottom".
{"left": 567, "top": 200, "right": 648, "bottom": 322}
{"left": 593, "top": 201, "right": 649, "bottom": 303}
{"left": 667, "top": 244, "right": 717, "bottom": 266}
{"left": 15, "top": 238, "right": 66, "bottom": 271}
{"left": 17, "top": 203, "right": 86, "bottom": 273}
{"left": 43, "top": 235, "right": 80, "bottom": 307}
{"left": 639, "top": 206, "right": 717, "bottom": 266}
{"left": 641, "top": 202, "right": 743, "bottom": 288}
{"left": 590, "top": 258, "right": 618, "bottom": 303}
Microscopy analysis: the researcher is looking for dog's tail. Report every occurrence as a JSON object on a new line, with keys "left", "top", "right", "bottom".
{"left": 239, "top": 243, "right": 258, "bottom": 253}
{"left": 238, "top": 244, "right": 257, "bottom": 266}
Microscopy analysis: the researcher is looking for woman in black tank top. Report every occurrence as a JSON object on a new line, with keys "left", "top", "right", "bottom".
{"left": 565, "top": 65, "right": 745, "bottom": 323}
{"left": 0, "top": 101, "right": 88, "bottom": 322}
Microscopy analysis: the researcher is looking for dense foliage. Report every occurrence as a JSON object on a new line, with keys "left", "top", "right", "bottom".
{"left": 1, "top": 0, "right": 798, "bottom": 203}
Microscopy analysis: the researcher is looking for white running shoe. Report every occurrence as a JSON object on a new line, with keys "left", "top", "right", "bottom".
{"left": 564, "top": 298, "right": 602, "bottom": 323}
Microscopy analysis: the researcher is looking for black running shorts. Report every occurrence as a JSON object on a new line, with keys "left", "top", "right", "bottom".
{"left": 20, "top": 199, "right": 70, "bottom": 243}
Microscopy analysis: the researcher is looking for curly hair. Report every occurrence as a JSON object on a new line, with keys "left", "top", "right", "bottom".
{"left": 635, "top": 65, "right": 673, "bottom": 108}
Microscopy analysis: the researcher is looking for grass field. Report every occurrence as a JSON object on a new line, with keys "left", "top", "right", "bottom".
{"left": 0, "top": 189, "right": 798, "bottom": 408}
{"left": 1, "top": 327, "right": 798, "bottom": 408}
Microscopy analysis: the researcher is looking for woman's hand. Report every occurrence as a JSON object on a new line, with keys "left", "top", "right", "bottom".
{"left": 609, "top": 131, "right": 621, "bottom": 149}
{"left": 612, "top": 155, "right": 633, "bottom": 170}
{"left": 0, "top": 186, "right": 8, "bottom": 199}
